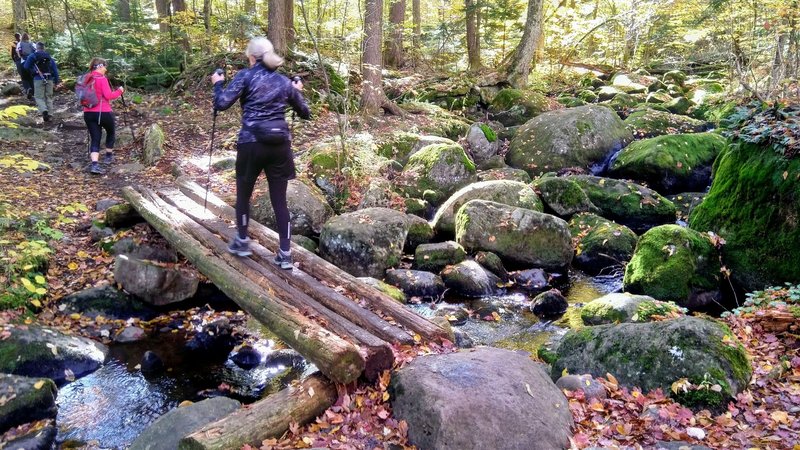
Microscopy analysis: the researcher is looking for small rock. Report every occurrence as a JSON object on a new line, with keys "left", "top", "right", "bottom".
{"left": 231, "top": 345, "right": 262, "bottom": 370}
{"left": 530, "top": 289, "right": 568, "bottom": 320}
{"left": 555, "top": 374, "right": 607, "bottom": 400}
{"left": 453, "top": 329, "right": 474, "bottom": 348}
{"left": 96, "top": 198, "right": 120, "bottom": 212}
{"left": 115, "top": 326, "right": 147, "bottom": 343}
{"left": 512, "top": 268, "right": 550, "bottom": 292}
{"left": 89, "top": 224, "right": 114, "bottom": 242}
{"left": 141, "top": 351, "right": 164, "bottom": 374}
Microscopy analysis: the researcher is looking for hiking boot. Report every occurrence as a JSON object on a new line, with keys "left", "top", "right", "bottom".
{"left": 227, "top": 236, "right": 252, "bottom": 257}
{"left": 26, "top": 89, "right": 33, "bottom": 100}
{"left": 273, "top": 250, "right": 293, "bottom": 270}
{"left": 42, "top": 111, "right": 50, "bottom": 122}
{"left": 89, "top": 162, "right": 104, "bottom": 175}
{"left": 103, "top": 152, "right": 114, "bottom": 164}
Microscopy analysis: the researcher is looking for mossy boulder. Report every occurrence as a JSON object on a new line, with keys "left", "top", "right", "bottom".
{"left": 0, "top": 374, "right": 58, "bottom": 432}
{"left": 488, "top": 88, "right": 548, "bottom": 126}
{"left": 662, "top": 70, "right": 687, "bottom": 87}
{"left": 689, "top": 143, "right": 800, "bottom": 291}
{"left": 0, "top": 325, "right": 108, "bottom": 385}
{"left": 405, "top": 214, "right": 435, "bottom": 251}
{"left": 551, "top": 316, "right": 751, "bottom": 409}
{"left": 377, "top": 132, "right": 455, "bottom": 165}
{"left": 394, "top": 143, "right": 478, "bottom": 205}
{"left": 597, "top": 86, "right": 623, "bottom": 101}
{"left": 608, "top": 133, "right": 728, "bottom": 194}
{"left": 665, "top": 96, "right": 693, "bottom": 115}
{"left": 475, "top": 251, "right": 509, "bottom": 281}
{"left": 607, "top": 92, "right": 640, "bottom": 111}
{"left": 506, "top": 105, "right": 633, "bottom": 177}
{"left": 455, "top": 200, "right": 573, "bottom": 270}
{"left": 577, "top": 90, "right": 598, "bottom": 103}
{"left": 252, "top": 178, "right": 334, "bottom": 236}
{"left": 645, "top": 91, "right": 673, "bottom": 104}
{"left": 441, "top": 260, "right": 504, "bottom": 298}
{"left": 624, "top": 108, "right": 709, "bottom": 139}
{"left": 534, "top": 176, "right": 599, "bottom": 218}
{"left": 358, "top": 177, "right": 404, "bottom": 210}
{"left": 567, "top": 175, "right": 677, "bottom": 233}
{"left": 357, "top": 277, "right": 407, "bottom": 303}
{"left": 384, "top": 269, "right": 446, "bottom": 300}
{"left": 580, "top": 293, "right": 683, "bottom": 325}
{"left": 431, "top": 180, "right": 542, "bottom": 236}
{"left": 105, "top": 202, "right": 143, "bottom": 228}
{"left": 465, "top": 123, "right": 500, "bottom": 166}
{"left": 399, "top": 101, "right": 472, "bottom": 140}
{"left": 569, "top": 213, "right": 638, "bottom": 275}
{"left": 319, "top": 207, "right": 415, "bottom": 278}
{"left": 477, "top": 167, "right": 532, "bottom": 183}
{"left": 142, "top": 123, "right": 165, "bottom": 166}
{"left": 415, "top": 241, "right": 467, "bottom": 272}
{"left": 623, "top": 225, "right": 721, "bottom": 309}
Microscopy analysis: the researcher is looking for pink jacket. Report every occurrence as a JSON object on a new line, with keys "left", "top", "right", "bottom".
{"left": 83, "top": 71, "right": 122, "bottom": 113}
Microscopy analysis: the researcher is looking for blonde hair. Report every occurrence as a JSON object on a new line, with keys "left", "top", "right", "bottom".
{"left": 245, "top": 37, "right": 283, "bottom": 70}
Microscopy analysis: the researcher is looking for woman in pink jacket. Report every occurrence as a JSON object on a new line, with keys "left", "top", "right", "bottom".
{"left": 83, "top": 57, "right": 123, "bottom": 175}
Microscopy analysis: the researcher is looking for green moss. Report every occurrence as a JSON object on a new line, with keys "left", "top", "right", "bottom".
{"left": 492, "top": 89, "right": 524, "bottom": 110}
{"left": 689, "top": 143, "right": 800, "bottom": 290}
{"left": 623, "top": 225, "right": 719, "bottom": 302}
{"left": 377, "top": 132, "right": 419, "bottom": 161}
{"left": 634, "top": 300, "right": 682, "bottom": 321}
{"left": 538, "top": 347, "right": 558, "bottom": 365}
{"left": 479, "top": 123, "right": 497, "bottom": 143}
{"left": 580, "top": 302, "right": 627, "bottom": 324}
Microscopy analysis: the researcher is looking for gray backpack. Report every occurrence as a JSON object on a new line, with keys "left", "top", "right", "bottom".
{"left": 17, "top": 41, "right": 35, "bottom": 59}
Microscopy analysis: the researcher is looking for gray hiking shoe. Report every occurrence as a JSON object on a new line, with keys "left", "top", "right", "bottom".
{"left": 89, "top": 162, "right": 104, "bottom": 175}
{"left": 103, "top": 152, "right": 114, "bottom": 164}
{"left": 273, "top": 250, "right": 293, "bottom": 270}
{"left": 227, "top": 236, "right": 252, "bottom": 257}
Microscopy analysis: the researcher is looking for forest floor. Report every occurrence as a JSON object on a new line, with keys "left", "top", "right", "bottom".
{"left": 0, "top": 86, "right": 799, "bottom": 449}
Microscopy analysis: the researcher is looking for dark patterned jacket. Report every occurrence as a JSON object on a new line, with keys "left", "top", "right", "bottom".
{"left": 213, "top": 64, "right": 311, "bottom": 145}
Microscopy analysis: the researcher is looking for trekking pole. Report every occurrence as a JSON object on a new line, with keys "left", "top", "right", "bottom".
{"left": 204, "top": 68, "right": 225, "bottom": 212}
{"left": 119, "top": 92, "right": 137, "bottom": 143}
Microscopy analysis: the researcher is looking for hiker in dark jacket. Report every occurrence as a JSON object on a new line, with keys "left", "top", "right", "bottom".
{"left": 10, "top": 33, "right": 24, "bottom": 92}
{"left": 211, "top": 36, "right": 310, "bottom": 269}
{"left": 23, "top": 42, "right": 60, "bottom": 122}
{"left": 16, "top": 33, "right": 35, "bottom": 99}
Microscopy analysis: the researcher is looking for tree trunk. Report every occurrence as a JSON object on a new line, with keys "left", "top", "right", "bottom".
{"left": 385, "top": 0, "right": 405, "bottom": 68}
{"left": 770, "top": 30, "right": 788, "bottom": 98}
{"left": 465, "top": 0, "right": 480, "bottom": 71}
{"left": 117, "top": 0, "right": 131, "bottom": 21}
{"left": 155, "top": 0, "right": 170, "bottom": 32}
{"left": 122, "top": 186, "right": 366, "bottom": 384}
{"left": 13, "top": 0, "right": 27, "bottom": 32}
{"left": 268, "top": 0, "right": 293, "bottom": 55}
{"left": 179, "top": 373, "right": 337, "bottom": 450}
{"left": 202, "top": 0, "right": 211, "bottom": 30}
{"left": 361, "top": 0, "right": 384, "bottom": 113}
{"left": 505, "top": 0, "right": 544, "bottom": 88}
{"left": 175, "top": 177, "right": 451, "bottom": 343}
{"left": 412, "top": 0, "right": 420, "bottom": 64}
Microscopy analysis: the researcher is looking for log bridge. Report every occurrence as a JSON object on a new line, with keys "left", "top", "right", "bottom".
{"left": 123, "top": 178, "right": 450, "bottom": 384}
{"left": 123, "top": 179, "right": 451, "bottom": 449}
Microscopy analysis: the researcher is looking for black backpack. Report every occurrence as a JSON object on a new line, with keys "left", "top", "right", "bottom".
{"left": 33, "top": 55, "right": 51, "bottom": 78}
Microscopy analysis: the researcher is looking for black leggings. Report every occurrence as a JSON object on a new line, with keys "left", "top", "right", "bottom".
{"left": 83, "top": 112, "right": 116, "bottom": 154}
{"left": 235, "top": 141, "right": 296, "bottom": 252}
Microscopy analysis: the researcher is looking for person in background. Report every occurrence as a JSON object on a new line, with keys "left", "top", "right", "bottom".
{"left": 211, "top": 36, "right": 310, "bottom": 269}
{"left": 16, "top": 33, "right": 35, "bottom": 99}
{"left": 11, "top": 33, "right": 23, "bottom": 90}
{"left": 23, "top": 42, "right": 61, "bottom": 123}
{"left": 82, "top": 57, "right": 124, "bottom": 175}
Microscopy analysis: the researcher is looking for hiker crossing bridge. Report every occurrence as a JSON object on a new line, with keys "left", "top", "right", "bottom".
{"left": 122, "top": 178, "right": 451, "bottom": 385}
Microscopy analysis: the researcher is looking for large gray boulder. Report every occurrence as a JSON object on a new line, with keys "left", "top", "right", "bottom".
{"left": 0, "top": 374, "right": 58, "bottom": 432}
{"left": 624, "top": 108, "right": 708, "bottom": 138}
{"left": 114, "top": 255, "right": 199, "bottom": 306}
{"left": 455, "top": 200, "right": 573, "bottom": 270}
{"left": 319, "top": 208, "right": 412, "bottom": 278}
{"left": 0, "top": 325, "right": 108, "bottom": 385}
{"left": 506, "top": 105, "right": 633, "bottom": 177}
{"left": 390, "top": 347, "right": 573, "bottom": 450}
{"left": 551, "top": 316, "right": 751, "bottom": 409}
{"left": 533, "top": 176, "right": 599, "bottom": 218}
{"left": 394, "top": 143, "right": 478, "bottom": 205}
{"left": 432, "top": 180, "right": 543, "bottom": 235}
{"left": 464, "top": 123, "right": 500, "bottom": 166}
{"left": 441, "top": 260, "right": 503, "bottom": 297}
{"left": 142, "top": 123, "right": 165, "bottom": 166}
{"left": 252, "top": 178, "right": 334, "bottom": 236}
{"left": 384, "top": 269, "right": 446, "bottom": 300}
{"left": 377, "top": 132, "right": 456, "bottom": 165}
{"left": 415, "top": 241, "right": 467, "bottom": 273}
{"left": 580, "top": 292, "right": 671, "bottom": 325}
{"left": 129, "top": 397, "right": 240, "bottom": 450}
{"left": 567, "top": 175, "right": 677, "bottom": 234}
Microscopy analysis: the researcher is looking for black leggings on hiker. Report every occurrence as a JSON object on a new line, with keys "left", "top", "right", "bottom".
{"left": 83, "top": 111, "right": 116, "bottom": 153}
{"left": 235, "top": 141, "right": 295, "bottom": 253}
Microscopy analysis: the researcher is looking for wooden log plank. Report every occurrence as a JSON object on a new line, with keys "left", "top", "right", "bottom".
{"left": 122, "top": 185, "right": 365, "bottom": 384}
{"left": 156, "top": 189, "right": 394, "bottom": 381}
{"left": 160, "top": 187, "right": 414, "bottom": 345}
{"left": 176, "top": 177, "right": 452, "bottom": 343}
{"left": 178, "top": 373, "right": 337, "bottom": 450}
